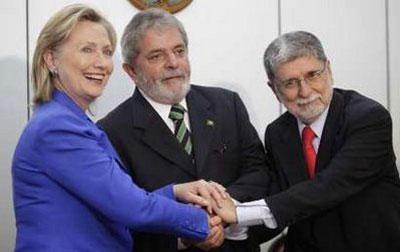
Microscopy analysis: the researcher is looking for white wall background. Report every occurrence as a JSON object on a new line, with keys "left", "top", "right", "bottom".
{"left": 1, "top": 1, "right": 399, "bottom": 251}
{"left": 0, "top": 1, "right": 27, "bottom": 251}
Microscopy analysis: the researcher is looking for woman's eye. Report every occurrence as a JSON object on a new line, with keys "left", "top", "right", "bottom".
{"left": 82, "top": 47, "right": 92, "bottom": 53}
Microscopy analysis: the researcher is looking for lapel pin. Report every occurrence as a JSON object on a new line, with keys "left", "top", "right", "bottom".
{"left": 206, "top": 119, "right": 214, "bottom": 127}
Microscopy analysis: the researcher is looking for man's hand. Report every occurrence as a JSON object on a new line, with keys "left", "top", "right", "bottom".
{"left": 213, "top": 195, "right": 238, "bottom": 224}
{"left": 183, "top": 215, "right": 224, "bottom": 251}
{"left": 173, "top": 180, "right": 228, "bottom": 213}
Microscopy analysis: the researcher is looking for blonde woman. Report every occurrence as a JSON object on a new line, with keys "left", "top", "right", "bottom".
{"left": 12, "top": 4, "right": 225, "bottom": 251}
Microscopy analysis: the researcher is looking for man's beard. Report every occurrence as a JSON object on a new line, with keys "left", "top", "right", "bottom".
{"left": 280, "top": 85, "right": 333, "bottom": 124}
{"left": 135, "top": 69, "right": 191, "bottom": 105}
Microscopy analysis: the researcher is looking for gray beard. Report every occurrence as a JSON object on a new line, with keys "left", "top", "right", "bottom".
{"left": 135, "top": 74, "right": 190, "bottom": 105}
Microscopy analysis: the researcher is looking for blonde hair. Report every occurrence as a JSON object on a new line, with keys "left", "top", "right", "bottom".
{"left": 32, "top": 4, "right": 117, "bottom": 106}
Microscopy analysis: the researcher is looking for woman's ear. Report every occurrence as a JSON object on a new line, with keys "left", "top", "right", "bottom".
{"left": 43, "top": 50, "right": 57, "bottom": 73}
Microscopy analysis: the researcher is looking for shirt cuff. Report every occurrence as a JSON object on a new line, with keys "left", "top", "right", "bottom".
{"left": 224, "top": 224, "right": 248, "bottom": 240}
{"left": 224, "top": 198, "right": 248, "bottom": 240}
{"left": 236, "top": 199, "right": 278, "bottom": 228}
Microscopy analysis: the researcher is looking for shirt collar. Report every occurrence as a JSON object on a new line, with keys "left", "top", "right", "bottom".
{"left": 52, "top": 89, "right": 90, "bottom": 120}
{"left": 297, "top": 105, "right": 330, "bottom": 139}
{"left": 138, "top": 88, "right": 188, "bottom": 119}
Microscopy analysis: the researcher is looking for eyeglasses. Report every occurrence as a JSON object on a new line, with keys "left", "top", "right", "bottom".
{"left": 275, "top": 61, "right": 327, "bottom": 93}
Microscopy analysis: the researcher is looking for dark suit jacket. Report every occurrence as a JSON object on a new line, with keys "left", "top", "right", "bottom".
{"left": 264, "top": 88, "right": 400, "bottom": 252}
{"left": 98, "top": 85, "right": 275, "bottom": 252}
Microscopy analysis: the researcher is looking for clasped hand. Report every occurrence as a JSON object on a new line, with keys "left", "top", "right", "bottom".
{"left": 173, "top": 180, "right": 238, "bottom": 223}
{"left": 173, "top": 180, "right": 238, "bottom": 251}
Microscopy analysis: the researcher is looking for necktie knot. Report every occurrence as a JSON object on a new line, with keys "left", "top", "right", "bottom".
{"left": 169, "top": 104, "right": 185, "bottom": 121}
{"left": 302, "top": 126, "right": 316, "bottom": 146}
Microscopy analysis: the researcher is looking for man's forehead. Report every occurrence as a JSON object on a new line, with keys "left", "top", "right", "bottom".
{"left": 279, "top": 56, "right": 323, "bottom": 69}
{"left": 146, "top": 24, "right": 178, "bottom": 35}
{"left": 138, "top": 26, "right": 184, "bottom": 51}
{"left": 275, "top": 56, "right": 325, "bottom": 78}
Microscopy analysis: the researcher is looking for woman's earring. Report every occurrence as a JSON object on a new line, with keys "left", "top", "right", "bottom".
{"left": 50, "top": 68, "right": 58, "bottom": 76}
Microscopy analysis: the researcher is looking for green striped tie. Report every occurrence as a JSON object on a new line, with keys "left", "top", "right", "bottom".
{"left": 169, "top": 104, "right": 193, "bottom": 155}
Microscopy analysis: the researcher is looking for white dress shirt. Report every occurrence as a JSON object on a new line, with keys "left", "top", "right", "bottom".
{"left": 297, "top": 105, "right": 329, "bottom": 153}
{"left": 138, "top": 89, "right": 191, "bottom": 133}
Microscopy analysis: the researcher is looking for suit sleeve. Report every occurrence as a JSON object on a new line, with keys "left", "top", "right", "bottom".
{"left": 225, "top": 92, "right": 272, "bottom": 202}
{"left": 266, "top": 103, "right": 396, "bottom": 228}
{"left": 227, "top": 92, "right": 282, "bottom": 244}
{"left": 244, "top": 122, "right": 284, "bottom": 244}
{"left": 33, "top": 113, "right": 208, "bottom": 240}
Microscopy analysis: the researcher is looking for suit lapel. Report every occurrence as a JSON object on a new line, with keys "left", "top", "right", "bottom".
{"left": 186, "top": 88, "right": 216, "bottom": 174}
{"left": 277, "top": 113, "right": 309, "bottom": 185}
{"left": 317, "top": 90, "right": 344, "bottom": 172}
{"left": 130, "top": 90, "right": 196, "bottom": 177}
{"left": 275, "top": 90, "right": 344, "bottom": 184}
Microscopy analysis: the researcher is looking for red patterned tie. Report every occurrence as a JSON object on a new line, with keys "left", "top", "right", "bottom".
{"left": 302, "top": 126, "right": 316, "bottom": 179}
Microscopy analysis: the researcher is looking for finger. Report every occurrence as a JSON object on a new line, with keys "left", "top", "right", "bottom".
{"left": 201, "top": 183, "right": 223, "bottom": 208}
{"left": 201, "top": 226, "right": 218, "bottom": 250}
{"left": 207, "top": 226, "right": 224, "bottom": 247}
{"left": 209, "top": 181, "right": 228, "bottom": 199}
{"left": 206, "top": 181, "right": 225, "bottom": 203}
{"left": 210, "top": 191, "right": 223, "bottom": 208}
{"left": 209, "top": 215, "right": 222, "bottom": 227}
{"left": 196, "top": 182, "right": 215, "bottom": 213}
{"left": 210, "top": 200, "right": 222, "bottom": 215}
{"left": 216, "top": 229, "right": 224, "bottom": 246}
{"left": 207, "top": 226, "right": 220, "bottom": 240}
{"left": 186, "top": 193, "right": 210, "bottom": 208}
{"left": 212, "top": 228, "right": 224, "bottom": 247}
{"left": 197, "top": 180, "right": 213, "bottom": 200}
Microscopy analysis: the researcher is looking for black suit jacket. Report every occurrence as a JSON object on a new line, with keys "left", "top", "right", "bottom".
{"left": 264, "top": 88, "right": 400, "bottom": 252}
{"left": 98, "top": 85, "right": 275, "bottom": 252}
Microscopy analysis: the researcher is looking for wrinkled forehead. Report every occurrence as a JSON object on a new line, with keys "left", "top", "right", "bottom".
{"left": 276, "top": 49, "right": 321, "bottom": 67}
{"left": 275, "top": 55, "right": 325, "bottom": 78}
{"left": 137, "top": 25, "right": 185, "bottom": 52}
